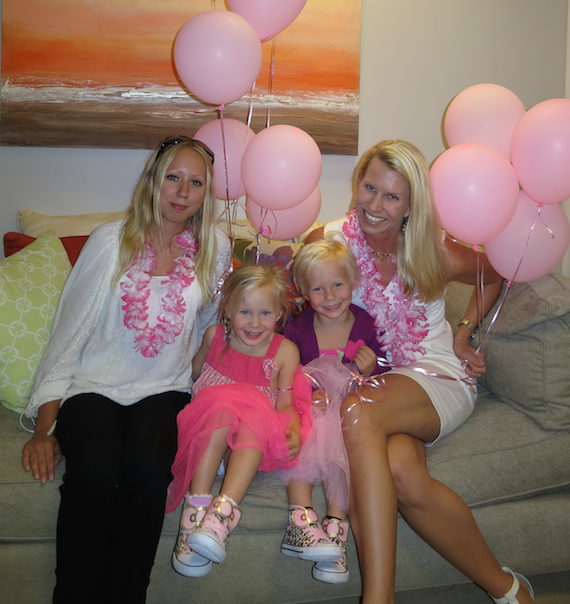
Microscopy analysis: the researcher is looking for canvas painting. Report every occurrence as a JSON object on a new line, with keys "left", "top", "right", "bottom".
{"left": 1, "top": 0, "right": 361, "bottom": 154}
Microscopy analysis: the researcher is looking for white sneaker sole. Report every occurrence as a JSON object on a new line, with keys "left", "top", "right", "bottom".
{"left": 171, "top": 552, "right": 212, "bottom": 577}
{"left": 312, "top": 564, "right": 350, "bottom": 584}
{"left": 280, "top": 543, "right": 342, "bottom": 562}
{"left": 187, "top": 531, "right": 227, "bottom": 564}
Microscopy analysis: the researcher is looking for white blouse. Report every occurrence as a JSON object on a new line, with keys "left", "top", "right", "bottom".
{"left": 26, "top": 219, "right": 231, "bottom": 417}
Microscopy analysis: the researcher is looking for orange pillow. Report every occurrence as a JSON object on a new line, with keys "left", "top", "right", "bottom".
{"left": 3, "top": 232, "right": 88, "bottom": 266}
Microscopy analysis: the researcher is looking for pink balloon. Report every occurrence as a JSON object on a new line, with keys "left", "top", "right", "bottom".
{"left": 430, "top": 143, "right": 519, "bottom": 244}
{"left": 247, "top": 187, "right": 321, "bottom": 240}
{"left": 511, "top": 98, "right": 570, "bottom": 205}
{"left": 241, "top": 125, "right": 322, "bottom": 211}
{"left": 485, "top": 192, "right": 570, "bottom": 282}
{"left": 227, "top": 0, "right": 307, "bottom": 42}
{"left": 444, "top": 83, "right": 525, "bottom": 161}
{"left": 173, "top": 11, "right": 262, "bottom": 105}
{"left": 194, "top": 118, "right": 255, "bottom": 200}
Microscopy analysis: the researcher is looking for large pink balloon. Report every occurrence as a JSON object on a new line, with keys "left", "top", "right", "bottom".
{"left": 444, "top": 83, "right": 525, "bottom": 161}
{"left": 174, "top": 11, "right": 262, "bottom": 105}
{"left": 247, "top": 187, "right": 321, "bottom": 240}
{"left": 511, "top": 98, "right": 570, "bottom": 205}
{"left": 485, "top": 192, "right": 570, "bottom": 282}
{"left": 194, "top": 118, "right": 255, "bottom": 200}
{"left": 227, "top": 0, "right": 307, "bottom": 42}
{"left": 430, "top": 143, "right": 519, "bottom": 244}
{"left": 241, "top": 125, "right": 322, "bottom": 211}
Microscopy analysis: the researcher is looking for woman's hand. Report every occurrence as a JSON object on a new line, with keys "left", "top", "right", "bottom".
{"left": 22, "top": 433, "right": 63, "bottom": 484}
{"left": 21, "top": 399, "right": 62, "bottom": 484}
{"left": 453, "top": 333, "right": 487, "bottom": 378}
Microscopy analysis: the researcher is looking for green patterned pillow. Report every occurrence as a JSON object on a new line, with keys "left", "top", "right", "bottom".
{"left": 0, "top": 230, "right": 71, "bottom": 413}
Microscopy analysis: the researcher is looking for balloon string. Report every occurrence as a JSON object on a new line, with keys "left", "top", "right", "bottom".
{"left": 266, "top": 39, "right": 276, "bottom": 129}
{"left": 218, "top": 109, "right": 231, "bottom": 204}
{"left": 246, "top": 81, "right": 255, "bottom": 129}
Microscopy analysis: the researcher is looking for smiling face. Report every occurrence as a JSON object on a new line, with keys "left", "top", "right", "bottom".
{"left": 354, "top": 157, "right": 411, "bottom": 240}
{"left": 159, "top": 147, "right": 207, "bottom": 236}
{"left": 228, "top": 285, "right": 282, "bottom": 355}
{"left": 306, "top": 261, "right": 353, "bottom": 323}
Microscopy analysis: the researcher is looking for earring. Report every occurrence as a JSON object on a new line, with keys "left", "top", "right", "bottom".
{"left": 401, "top": 216, "right": 408, "bottom": 234}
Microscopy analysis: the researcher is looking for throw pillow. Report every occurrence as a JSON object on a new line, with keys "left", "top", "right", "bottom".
{"left": 478, "top": 272, "right": 570, "bottom": 431}
{"left": 4, "top": 232, "right": 89, "bottom": 266}
{"left": 0, "top": 231, "right": 71, "bottom": 413}
{"left": 18, "top": 208, "right": 127, "bottom": 237}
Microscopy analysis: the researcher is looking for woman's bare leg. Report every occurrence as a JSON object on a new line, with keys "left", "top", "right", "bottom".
{"left": 341, "top": 375, "right": 440, "bottom": 604}
{"left": 387, "top": 434, "right": 533, "bottom": 603}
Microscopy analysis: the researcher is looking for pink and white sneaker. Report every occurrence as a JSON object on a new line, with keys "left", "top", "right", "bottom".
{"left": 171, "top": 493, "right": 212, "bottom": 577}
{"left": 312, "top": 516, "right": 350, "bottom": 584}
{"left": 187, "top": 494, "right": 242, "bottom": 564}
{"left": 280, "top": 506, "right": 342, "bottom": 562}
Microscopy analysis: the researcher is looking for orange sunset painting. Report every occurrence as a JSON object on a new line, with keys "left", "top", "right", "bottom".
{"left": 1, "top": 0, "right": 361, "bottom": 154}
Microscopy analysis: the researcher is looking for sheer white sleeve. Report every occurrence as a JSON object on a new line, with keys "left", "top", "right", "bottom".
{"left": 25, "top": 221, "right": 123, "bottom": 418}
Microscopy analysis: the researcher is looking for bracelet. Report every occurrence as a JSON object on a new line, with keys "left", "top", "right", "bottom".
{"left": 278, "top": 386, "right": 293, "bottom": 392}
{"left": 458, "top": 318, "right": 478, "bottom": 341}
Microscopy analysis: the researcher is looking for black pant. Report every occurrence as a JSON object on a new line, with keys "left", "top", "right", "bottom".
{"left": 53, "top": 392, "right": 188, "bottom": 604}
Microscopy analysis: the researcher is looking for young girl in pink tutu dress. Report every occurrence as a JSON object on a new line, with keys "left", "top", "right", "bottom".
{"left": 278, "top": 237, "right": 387, "bottom": 585}
{"left": 166, "top": 264, "right": 310, "bottom": 578}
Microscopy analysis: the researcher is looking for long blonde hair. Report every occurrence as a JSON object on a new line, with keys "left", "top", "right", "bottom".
{"left": 351, "top": 140, "right": 447, "bottom": 302}
{"left": 115, "top": 137, "right": 219, "bottom": 300}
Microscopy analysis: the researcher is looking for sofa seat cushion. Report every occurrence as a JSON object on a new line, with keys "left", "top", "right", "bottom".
{"left": 426, "top": 386, "right": 570, "bottom": 508}
{"left": 2, "top": 387, "right": 569, "bottom": 543}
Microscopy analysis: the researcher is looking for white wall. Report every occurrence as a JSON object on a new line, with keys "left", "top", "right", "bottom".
{"left": 1, "top": 0, "right": 568, "bottom": 266}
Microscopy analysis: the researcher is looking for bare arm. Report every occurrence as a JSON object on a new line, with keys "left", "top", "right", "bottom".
{"left": 22, "top": 399, "right": 63, "bottom": 484}
{"left": 275, "top": 339, "right": 302, "bottom": 459}
{"left": 192, "top": 324, "right": 217, "bottom": 381}
{"left": 444, "top": 238, "right": 504, "bottom": 377}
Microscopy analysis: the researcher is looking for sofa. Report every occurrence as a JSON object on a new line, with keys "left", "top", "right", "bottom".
{"left": 1, "top": 211, "right": 570, "bottom": 603}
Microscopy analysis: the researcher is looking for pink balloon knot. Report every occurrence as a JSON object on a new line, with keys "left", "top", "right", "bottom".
{"left": 217, "top": 104, "right": 226, "bottom": 112}
{"left": 259, "top": 225, "right": 272, "bottom": 237}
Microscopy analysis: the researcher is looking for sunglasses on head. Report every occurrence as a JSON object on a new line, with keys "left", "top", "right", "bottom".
{"left": 157, "top": 135, "right": 215, "bottom": 164}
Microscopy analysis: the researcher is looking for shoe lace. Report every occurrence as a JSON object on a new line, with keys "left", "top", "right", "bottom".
{"left": 201, "top": 511, "right": 230, "bottom": 543}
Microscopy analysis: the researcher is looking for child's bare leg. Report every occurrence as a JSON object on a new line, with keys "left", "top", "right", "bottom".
{"left": 286, "top": 479, "right": 314, "bottom": 507}
{"left": 219, "top": 448, "right": 263, "bottom": 504}
{"left": 322, "top": 481, "right": 348, "bottom": 521}
{"left": 189, "top": 426, "right": 230, "bottom": 495}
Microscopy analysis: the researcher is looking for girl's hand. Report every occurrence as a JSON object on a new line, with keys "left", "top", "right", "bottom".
{"left": 353, "top": 345, "right": 378, "bottom": 376}
{"left": 311, "top": 388, "right": 328, "bottom": 412}
{"left": 453, "top": 334, "right": 487, "bottom": 378}
{"left": 285, "top": 429, "right": 301, "bottom": 460}
{"left": 22, "top": 434, "right": 63, "bottom": 484}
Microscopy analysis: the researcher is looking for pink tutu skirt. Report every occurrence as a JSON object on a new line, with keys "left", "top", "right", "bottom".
{"left": 167, "top": 373, "right": 312, "bottom": 513}
{"left": 277, "top": 356, "right": 353, "bottom": 513}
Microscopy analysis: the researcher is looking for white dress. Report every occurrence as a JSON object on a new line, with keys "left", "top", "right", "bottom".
{"left": 26, "top": 219, "right": 231, "bottom": 416}
{"left": 325, "top": 217, "right": 476, "bottom": 444}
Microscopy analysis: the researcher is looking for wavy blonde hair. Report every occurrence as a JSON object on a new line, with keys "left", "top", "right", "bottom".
{"left": 292, "top": 235, "right": 360, "bottom": 299}
{"left": 350, "top": 140, "right": 447, "bottom": 302}
{"left": 115, "top": 138, "right": 219, "bottom": 301}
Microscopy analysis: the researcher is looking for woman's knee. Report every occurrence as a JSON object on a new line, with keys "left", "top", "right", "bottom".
{"left": 387, "top": 435, "right": 430, "bottom": 506}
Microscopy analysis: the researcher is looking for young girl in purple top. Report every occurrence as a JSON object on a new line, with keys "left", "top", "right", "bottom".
{"left": 279, "top": 237, "right": 386, "bottom": 584}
